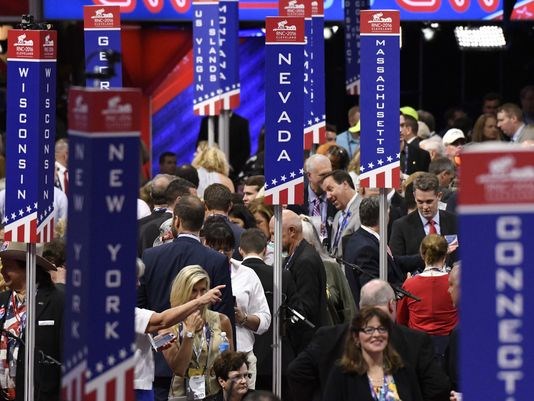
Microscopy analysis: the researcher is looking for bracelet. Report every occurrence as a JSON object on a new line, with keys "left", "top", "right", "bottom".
{"left": 240, "top": 313, "right": 248, "bottom": 326}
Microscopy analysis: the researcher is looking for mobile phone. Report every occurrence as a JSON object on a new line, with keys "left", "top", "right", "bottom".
{"left": 148, "top": 333, "right": 176, "bottom": 351}
{"left": 445, "top": 235, "right": 458, "bottom": 246}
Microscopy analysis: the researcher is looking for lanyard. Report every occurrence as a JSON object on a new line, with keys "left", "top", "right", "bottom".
{"left": 180, "top": 322, "right": 212, "bottom": 376}
{"left": 332, "top": 211, "right": 351, "bottom": 250}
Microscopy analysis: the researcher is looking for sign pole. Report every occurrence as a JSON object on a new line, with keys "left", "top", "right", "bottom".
{"left": 24, "top": 244, "right": 36, "bottom": 401}
{"left": 264, "top": 15, "right": 305, "bottom": 397}
{"left": 208, "top": 116, "right": 215, "bottom": 147}
{"left": 378, "top": 189, "right": 388, "bottom": 280}
{"left": 272, "top": 204, "right": 283, "bottom": 397}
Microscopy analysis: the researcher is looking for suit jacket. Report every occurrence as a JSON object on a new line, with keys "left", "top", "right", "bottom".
{"left": 400, "top": 141, "right": 431, "bottom": 175}
{"left": 138, "top": 235, "right": 234, "bottom": 377}
{"left": 343, "top": 227, "right": 405, "bottom": 306}
{"left": 197, "top": 113, "right": 251, "bottom": 178}
{"left": 323, "top": 363, "right": 422, "bottom": 401}
{"left": 288, "top": 323, "right": 450, "bottom": 401}
{"left": 288, "top": 181, "right": 337, "bottom": 249}
{"left": 284, "top": 240, "right": 328, "bottom": 354}
{"left": 330, "top": 195, "right": 362, "bottom": 259}
{"left": 389, "top": 209, "right": 458, "bottom": 270}
{"left": 241, "top": 257, "right": 297, "bottom": 376}
{"left": 0, "top": 284, "right": 65, "bottom": 401}
{"left": 137, "top": 210, "right": 172, "bottom": 256}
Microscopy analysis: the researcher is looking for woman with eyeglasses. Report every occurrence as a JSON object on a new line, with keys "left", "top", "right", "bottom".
{"left": 211, "top": 351, "right": 254, "bottom": 401}
{"left": 323, "top": 307, "right": 422, "bottom": 401}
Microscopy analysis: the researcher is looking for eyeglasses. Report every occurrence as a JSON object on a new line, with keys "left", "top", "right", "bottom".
{"left": 228, "top": 372, "right": 252, "bottom": 381}
{"left": 360, "top": 326, "right": 388, "bottom": 335}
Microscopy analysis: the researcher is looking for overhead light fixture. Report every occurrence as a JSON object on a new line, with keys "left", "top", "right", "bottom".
{"left": 421, "top": 26, "right": 436, "bottom": 41}
{"left": 324, "top": 27, "right": 333, "bottom": 40}
{"left": 454, "top": 26, "right": 506, "bottom": 50}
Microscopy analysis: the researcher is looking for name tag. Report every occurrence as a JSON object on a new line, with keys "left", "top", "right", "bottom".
{"left": 38, "top": 320, "right": 55, "bottom": 326}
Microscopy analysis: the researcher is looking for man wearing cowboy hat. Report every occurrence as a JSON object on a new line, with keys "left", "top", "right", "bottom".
{"left": 0, "top": 242, "right": 64, "bottom": 401}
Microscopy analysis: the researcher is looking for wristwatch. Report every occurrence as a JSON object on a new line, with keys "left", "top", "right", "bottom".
{"left": 185, "top": 331, "right": 194, "bottom": 339}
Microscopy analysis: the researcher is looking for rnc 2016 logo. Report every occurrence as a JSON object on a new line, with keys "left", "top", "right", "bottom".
{"left": 89, "top": 7, "right": 118, "bottom": 28}
{"left": 102, "top": 96, "right": 133, "bottom": 115}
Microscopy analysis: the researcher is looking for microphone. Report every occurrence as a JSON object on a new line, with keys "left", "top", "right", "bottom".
{"left": 285, "top": 306, "right": 315, "bottom": 329}
{"left": 336, "top": 257, "right": 422, "bottom": 302}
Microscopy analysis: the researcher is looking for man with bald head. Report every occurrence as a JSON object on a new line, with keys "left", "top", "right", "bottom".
{"left": 269, "top": 209, "right": 327, "bottom": 353}
{"left": 289, "top": 154, "right": 335, "bottom": 246}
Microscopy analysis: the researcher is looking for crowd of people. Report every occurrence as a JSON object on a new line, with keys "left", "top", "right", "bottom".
{"left": 0, "top": 87, "right": 532, "bottom": 401}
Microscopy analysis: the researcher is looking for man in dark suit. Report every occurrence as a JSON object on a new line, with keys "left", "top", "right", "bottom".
{"left": 389, "top": 172, "right": 458, "bottom": 271}
{"left": 137, "top": 177, "right": 196, "bottom": 256}
{"left": 288, "top": 154, "right": 336, "bottom": 248}
{"left": 138, "top": 195, "right": 234, "bottom": 401}
{"left": 400, "top": 114, "right": 431, "bottom": 175}
{"left": 287, "top": 280, "right": 451, "bottom": 401}
{"left": 343, "top": 196, "right": 406, "bottom": 306}
{"left": 239, "top": 228, "right": 297, "bottom": 399}
{"left": 203, "top": 183, "right": 244, "bottom": 260}
{"left": 197, "top": 112, "right": 251, "bottom": 179}
{"left": 269, "top": 209, "right": 328, "bottom": 354}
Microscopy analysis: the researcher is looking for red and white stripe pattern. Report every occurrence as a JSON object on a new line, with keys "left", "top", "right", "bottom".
{"left": 304, "top": 120, "right": 326, "bottom": 150}
{"left": 264, "top": 177, "right": 304, "bottom": 205}
{"left": 193, "top": 95, "right": 222, "bottom": 116}
{"left": 85, "top": 358, "right": 135, "bottom": 401}
{"left": 346, "top": 78, "right": 360, "bottom": 96}
{"left": 37, "top": 214, "right": 54, "bottom": 243}
{"left": 220, "top": 88, "right": 240, "bottom": 110}
{"left": 359, "top": 163, "right": 401, "bottom": 189}
{"left": 61, "top": 361, "right": 87, "bottom": 401}
{"left": 4, "top": 212, "right": 38, "bottom": 243}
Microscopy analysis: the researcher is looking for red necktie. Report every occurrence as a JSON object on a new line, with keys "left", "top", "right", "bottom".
{"left": 427, "top": 219, "right": 437, "bottom": 234}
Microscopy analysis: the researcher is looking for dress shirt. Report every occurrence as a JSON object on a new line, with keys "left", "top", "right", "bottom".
{"left": 418, "top": 211, "right": 441, "bottom": 235}
{"left": 230, "top": 259, "right": 271, "bottom": 353}
{"left": 336, "top": 130, "right": 360, "bottom": 159}
{"left": 512, "top": 123, "right": 526, "bottom": 143}
{"left": 55, "top": 161, "right": 68, "bottom": 193}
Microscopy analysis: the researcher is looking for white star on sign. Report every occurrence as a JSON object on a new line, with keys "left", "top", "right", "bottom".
{"left": 26, "top": 205, "right": 31, "bottom": 213}
{"left": 387, "top": 156, "right": 393, "bottom": 162}
{"left": 315, "top": 117, "right": 320, "bottom": 123}
{"left": 264, "top": 182, "right": 269, "bottom": 189}
{"left": 360, "top": 165, "right": 366, "bottom": 172}
{"left": 119, "top": 348, "right": 128, "bottom": 359}
{"left": 377, "top": 159, "right": 384, "bottom": 166}
{"left": 85, "top": 370, "right": 92, "bottom": 379}
{"left": 271, "top": 179, "right": 278, "bottom": 185}
{"left": 96, "top": 362, "right": 104, "bottom": 373}
{"left": 11, "top": 213, "right": 16, "bottom": 220}
{"left": 396, "top": 153, "right": 400, "bottom": 159}
{"left": 368, "top": 162, "right": 374, "bottom": 169}
{"left": 34, "top": 202, "right": 38, "bottom": 210}
{"left": 281, "top": 175, "right": 287, "bottom": 182}
{"left": 108, "top": 355, "right": 116, "bottom": 366}
{"left": 308, "top": 120, "right": 313, "bottom": 126}
{"left": 19, "top": 209, "right": 24, "bottom": 217}
{"left": 299, "top": 168, "right": 304, "bottom": 174}
{"left": 290, "top": 171, "right": 296, "bottom": 178}
{"left": 2, "top": 216, "right": 7, "bottom": 224}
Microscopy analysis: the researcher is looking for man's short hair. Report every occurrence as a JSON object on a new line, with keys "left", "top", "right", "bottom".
{"left": 165, "top": 177, "right": 196, "bottom": 205}
{"left": 402, "top": 114, "right": 418, "bottom": 135}
{"left": 173, "top": 195, "right": 205, "bottom": 231}
{"left": 497, "top": 103, "right": 523, "bottom": 120}
{"left": 413, "top": 172, "right": 440, "bottom": 194}
{"left": 176, "top": 164, "right": 199, "bottom": 188}
{"left": 359, "top": 196, "right": 380, "bottom": 227}
{"left": 239, "top": 228, "right": 267, "bottom": 254}
{"left": 150, "top": 174, "right": 175, "bottom": 204}
{"left": 359, "top": 280, "right": 396, "bottom": 309}
{"left": 429, "top": 157, "right": 455, "bottom": 176}
{"left": 244, "top": 175, "right": 265, "bottom": 190}
{"left": 320, "top": 169, "right": 355, "bottom": 189}
{"left": 204, "top": 183, "right": 232, "bottom": 212}
{"left": 159, "top": 151, "right": 176, "bottom": 164}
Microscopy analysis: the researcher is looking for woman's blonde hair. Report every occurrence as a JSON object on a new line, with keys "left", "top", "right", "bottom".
{"left": 169, "top": 265, "right": 211, "bottom": 317}
{"left": 192, "top": 146, "right": 230, "bottom": 176}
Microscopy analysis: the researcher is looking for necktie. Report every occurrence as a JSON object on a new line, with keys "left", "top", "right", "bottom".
{"left": 332, "top": 211, "right": 350, "bottom": 251}
{"left": 427, "top": 219, "right": 437, "bottom": 234}
{"left": 63, "top": 169, "right": 69, "bottom": 193}
{"left": 312, "top": 198, "right": 321, "bottom": 217}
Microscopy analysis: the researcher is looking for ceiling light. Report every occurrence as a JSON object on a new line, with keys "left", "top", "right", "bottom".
{"left": 454, "top": 26, "right": 506, "bottom": 50}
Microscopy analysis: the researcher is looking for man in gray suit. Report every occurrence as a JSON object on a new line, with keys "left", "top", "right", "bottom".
{"left": 320, "top": 170, "right": 362, "bottom": 259}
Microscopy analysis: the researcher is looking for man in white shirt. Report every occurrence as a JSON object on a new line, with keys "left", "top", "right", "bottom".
{"left": 54, "top": 138, "right": 69, "bottom": 193}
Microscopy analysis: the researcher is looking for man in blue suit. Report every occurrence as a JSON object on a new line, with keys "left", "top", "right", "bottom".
{"left": 138, "top": 194, "right": 234, "bottom": 401}
{"left": 343, "top": 196, "right": 407, "bottom": 306}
